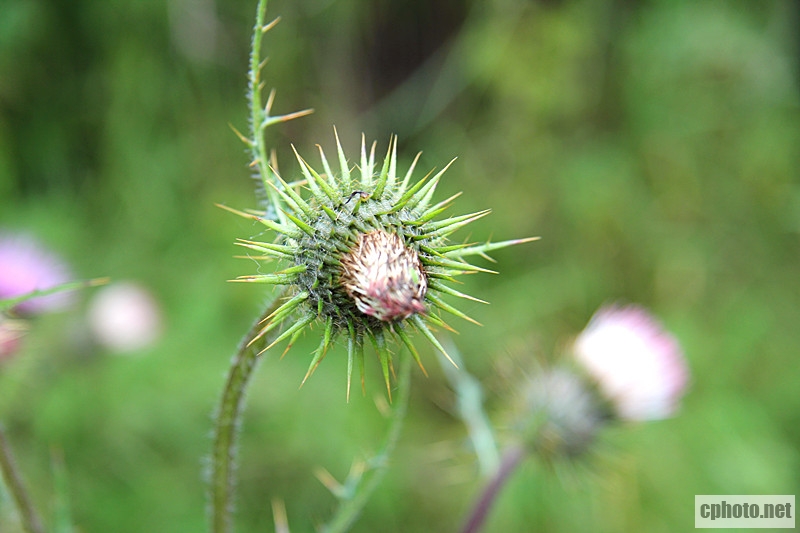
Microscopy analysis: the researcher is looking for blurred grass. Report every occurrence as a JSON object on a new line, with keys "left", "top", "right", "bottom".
{"left": 1, "top": 0, "right": 798, "bottom": 531}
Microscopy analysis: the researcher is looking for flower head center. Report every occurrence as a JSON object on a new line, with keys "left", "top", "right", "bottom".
{"left": 339, "top": 230, "right": 427, "bottom": 322}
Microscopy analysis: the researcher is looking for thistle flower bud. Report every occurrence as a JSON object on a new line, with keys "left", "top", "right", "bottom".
{"left": 225, "top": 132, "right": 537, "bottom": 397}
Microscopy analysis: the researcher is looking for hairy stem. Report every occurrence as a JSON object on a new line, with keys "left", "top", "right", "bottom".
{"left": 248, "top": 0, "right": 280, "bottom": 217}
{"left": 0, "top": 425, "right": 45, "bottom": 533}
{"left": 247, "top": 0, "right": 312, "bottom": 222}
{"left": 459, "top": 443, "right": 527, "bottom": 533}
{"left": 322, "top": 355, "right": 413, "bottom": 533}
{"left": 209, "top": 291, "right": 286, "bottom": 533}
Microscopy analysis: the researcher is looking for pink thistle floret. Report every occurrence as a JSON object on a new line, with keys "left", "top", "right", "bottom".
{"left": 0, "top": 232, "right": 73, "bottom": 314}
{"left": 339, "top": 230, "right": 427, "bottom": 322}
{"left": 573, "top": 304, "right": 689, "bottom": 421}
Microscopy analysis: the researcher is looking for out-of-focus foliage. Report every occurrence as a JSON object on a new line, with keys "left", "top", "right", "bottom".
{"left": 0, "top": 0, "right": 797, "bottom": 531}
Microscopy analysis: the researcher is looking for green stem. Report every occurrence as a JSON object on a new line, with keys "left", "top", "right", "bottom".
{"left": 248, "top": 0, "right": 279, "bottom": 218}
{"left": 322, "top": 355, "right": 413, "bottom": 533}
{"left": 209, "top": 291, "right": 286, "bottom": 533}
{"left": 247, "top": 0, "right": 312, "bottom": 223}
{"left": 0, "top": 425, "right": 45, "bottom": 533}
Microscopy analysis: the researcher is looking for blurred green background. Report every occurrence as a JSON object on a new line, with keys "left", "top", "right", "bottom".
{"left": 1, "top": 0, "right": 798, "bottom": 531}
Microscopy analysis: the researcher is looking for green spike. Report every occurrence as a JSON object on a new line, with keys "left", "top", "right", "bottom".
{"left": 372, "top": 135, "right": 396, "bottom": 200}
{"left": 398, "top": 152, "right": 422, "bottom": 198}
{"left": 427, "top": 281, "right": 488, "bottom": 305}
{"left": 266, "top": 167, "right": 315, "bottom": 218}
{"left": 321, "top": 204, "right": 338, "bottom": 221}
{"left": 426, "top": 293, "right": 482, "bottom": 326}
{"left": 359, "top": 135, "right": 377, "bottom": 189}
{"left": 283, "top": 211, "right": 316, "bottom": 237}
{"left": 248, "top": 302, "right": 301, "bottom": 348}
{"left": 411, "top": 315, "right": 457, "bottom": 368}
{"left": 387, "top": 136, "right": 398, "bottom": 195}
{"left": 413, "top": 192, "right": 462, "bottom": 222}
{"left": 402, "top": 205, "right": 450, "bottom": 226}
{"left": 261, "top": 312, "right": 315, "bottom": 355}
{"left": 292, "top": 145, "right": 326, "bottom": 203}
{"left": 352, "top": 324, "right": 366, "bottom": 397}
{"left": 421, "top": 256, "right": 497, "bottom": 274}
{"left": 346, "top": 326, "right": 356, "bottom": 402}
{"left": 424, "top": 242, "right": 474, "bottom": 255}
{"left": 297, "top": 149, "right": 339, "bottom": 202}
{"left": 395, "top": 327, "right": 427, "bottom": 377}
{"left": 234, "top": 239, "right": 294, "bottom": 258}
{"left": 215, "top": 203, "right": 257, "bottom": 220}
{"left": 321, "top": 254, "right": 341, "bottom": 267}
{"left": 423, "top": 210, "right": 491, "bottom": 233}
{"left": 405, "top": 158, "right": 455, "bottom": 211}
{"left": 247, "top": 291, "right": 309, "bottom": 347}
{"left": 281, "top": 318, "right": 313, "bottom": 359}
{"left": 292, "top": 144, "right": 323, "bottom": 201}
{"left": 263, "top": 291, "right": 310, "bottom": 322}
{"left": 444, "top": 236, "right": 541, "bottom": 259}
{"left": 258, "top": 217, "right": 303, "bottom": 239}
{"left": 404, "top": 174, "right": 440, "bottom": 212}
{"left": 389, "top": 170, "right": 432, "bottom": 213}
{"left": 244, "top": 293, "right": 310, "bottom": 346}
{"left": 411, "top": 212, "right": 490, "bottom": 241}
{"left": 370, "top": 329, "right": 394, "bottom": 401}
{"left": 230, "top": 265, "right": 305, "bottom": 285}
{"left": 334, "top": 127, "right": 351, "bottom": 191}
{"left": 425, "top": 270, "right": 460, "bottom": 283}
{"left": 301, "top": 317, "right": 334, "bottom": 386}
{"left": 316, "top": 144, "right": 342, "bottom": 195}
{"left": 418, "top": 310, "right": 455, "bottom": 332}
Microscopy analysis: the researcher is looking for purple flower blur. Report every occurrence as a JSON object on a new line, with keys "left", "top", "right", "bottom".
{"left": 0, "top": 232, "right": 73, "bottom": 314}
{"left": 573, "top": 305, "right": 689, "bottom": 421}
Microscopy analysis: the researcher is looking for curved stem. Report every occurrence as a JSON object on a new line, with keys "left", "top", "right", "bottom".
{"left": 209, "top": 291, "right": 286, "bottom": 533}
{"left": 0, "top": 425, "right": 45, "bottom": 533}
{"left": 322, "top": 355, "right": 413, "bottom": 533}
{"left": 459, "top": 443, "right": 527, "bottom": 533}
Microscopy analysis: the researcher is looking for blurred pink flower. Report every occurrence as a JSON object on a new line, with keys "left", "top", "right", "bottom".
{"left": 0, "top": 232, "right": 73, "bottom": 314}
{"left": 573, "top": 305, "right": 688, "bottom": 421}
{"left": 87, "top": 281, "right": 163, "bottom": 353}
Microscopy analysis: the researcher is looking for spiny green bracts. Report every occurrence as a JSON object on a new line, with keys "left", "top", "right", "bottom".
{"left": 222, "top": 131, "right": 537, "bottom": 400}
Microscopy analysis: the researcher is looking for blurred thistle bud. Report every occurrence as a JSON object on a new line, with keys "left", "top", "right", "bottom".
{"left": 87, "top": 281, "right": 163, "bottom": 353}
{"left": 517, "top": 367, "right": 605, "bottom": 459}
{"left": 0, "top": 232, "right": 73, "bottom": 315}
{"left": 573, "top": 304, "right": 689, "bottom": 421}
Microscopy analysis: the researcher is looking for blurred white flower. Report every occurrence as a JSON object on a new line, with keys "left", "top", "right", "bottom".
{"left": 0, "top": 232, "right": 73, "bottom": 314}
{"left": 88, "top": 282, "right": 163, "bottom": 353}
{"left": 573, "top": 305, "right": 688, "bottom": 421}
